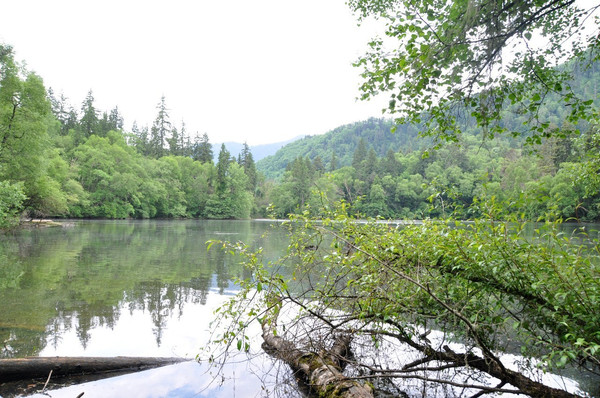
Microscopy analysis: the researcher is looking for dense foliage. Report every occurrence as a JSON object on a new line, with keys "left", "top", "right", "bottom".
{"left": 264, "top": 119, "right": 600, "bottom": 221}
{"left": 257, "top": 118, "right": 420, "bottom": 180}
{"left": 0, "top": 44, "right": 259, "bottom": 223}
{"left": 2, "top": 34, "right": 600, "bottom": 226}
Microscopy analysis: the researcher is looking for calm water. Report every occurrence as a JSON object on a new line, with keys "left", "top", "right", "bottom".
{"left": 1, "top": 220, "right": 598, "bottom": 397}
{"left": 0, "top": 219, "right": 291, "bottom": 398}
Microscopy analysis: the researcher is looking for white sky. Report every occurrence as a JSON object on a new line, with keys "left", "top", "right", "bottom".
{"left": 0, "top": 0, "right": 388, "bottom": 145}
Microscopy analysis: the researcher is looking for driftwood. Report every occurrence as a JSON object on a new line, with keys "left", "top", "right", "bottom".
{"left": 0, "top": 356, "right": 188, "bottom": 383}
{"left": 260, "top": 313, "right": 374, "bottom": 398}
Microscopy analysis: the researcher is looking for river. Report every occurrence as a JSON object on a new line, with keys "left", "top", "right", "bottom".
{"left": 0, "top": 219, "right": 291, "bottom": 398}
{"left": 0, "top": 220, "right": 597, "bottom": 397}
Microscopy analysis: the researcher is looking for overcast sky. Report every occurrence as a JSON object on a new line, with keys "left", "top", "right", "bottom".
{"left": 0, "top": 0, "right": 388, "bottom": 145}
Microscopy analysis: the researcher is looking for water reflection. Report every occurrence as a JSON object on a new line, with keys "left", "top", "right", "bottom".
{"left": 0, "top": 220, "right": 284, "bottom": 359}
{"left": 21, "top": 359, "right": 291, "bottom": 398}
{"left": 2, "top": 219, "right": 598, "bottom": 397}
{"left": 39, "top": 286, "right": 239, "bottom": 358}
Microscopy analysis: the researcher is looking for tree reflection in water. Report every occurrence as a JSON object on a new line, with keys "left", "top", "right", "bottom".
{"left": 0, "top": 220, "right": 281, "bottom": 358}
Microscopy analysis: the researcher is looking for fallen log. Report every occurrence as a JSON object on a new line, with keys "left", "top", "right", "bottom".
{"left": 0, "top": 356, "right": 189, "bottom": 383}
{"left": 260, "top": 306, "right": 374, "bottom": 398}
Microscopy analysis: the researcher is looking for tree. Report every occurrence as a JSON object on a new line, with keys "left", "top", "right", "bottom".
{"left": 312, "top": 155, "right": 325, "bottom": 174}
{"left": 72, "top": 133, "right": 145, "bottom": 218}
{"left": 131, "top": 122, "right": 150, "bottom": 156}
{"left": 205, "top": 161, "right": 252, "bottom": 219}
{"left": 168, "top": 125, "right": 180, "bottom": 156}
{"left": 352, "top": 137, "right": 367, "bottom": 170}
{"left": 149, "top": 95, "right": 171, "bottom": 158}
{"left": 79, "top": 90, "right": 99, "bottom": 139}
{"left": 97, "top": 111, "right": 110, "bottom": 137}
{"left": 351, "top": 0, "right": 600, "bottom": 146}
{"left": 329, "top": 151, "right": 338, "bottom": 172}
{"left": 288, "top": 157, "right": 314, "bottom": 209}
{"left": 215, "top": 143, "right": 231, "bottom": 194}
{"left": 175, "top": 156, "right": 212, "bottom": 217}
{"left": 178, "top": 120, "right": 188, "bottom": 157}
{"left": 238, "top": 142, "right": 257, "bottom": 192}
{"left": 0, "top": 181, "right": 26, "bottom": 228}
{"left": 382, "top": 148, "right": 399, "bottom": 175}
{"left": 0, "top": 44, "right": 66, "bottom": 217}
{"left": 47, "top": 89, "right": 77, "bottom": 136}
{"left": 108, "top": 106, "right": 124, "bottom": 132}
{"left": 193, "top": 132, "right": 213, "bottom": 164}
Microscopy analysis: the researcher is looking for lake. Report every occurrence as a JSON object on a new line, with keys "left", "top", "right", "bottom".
{"left": 0, "top": 219, "right": 293, "bottom": 398}
{"left": 0, "top": 220, "right": 597, "bottom": 397}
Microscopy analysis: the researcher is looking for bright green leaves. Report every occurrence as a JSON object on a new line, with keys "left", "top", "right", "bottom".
{"left": 0, "top": 44, "right": 62, "bottom": 217}
{"left": 236, "top": 336, "right": 250, "bottom": 352}
{"left": 0, "top": 180, "right": 26, "bottom": 228}
{"left": 202, "top": 197, "right": 600, "bottom": 395}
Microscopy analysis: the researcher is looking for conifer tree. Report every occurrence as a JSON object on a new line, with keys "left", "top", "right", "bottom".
{"left": 329, "top": 151, "right": 338, "bottom": 172}
{"left": 79, "top": 90, "right": 99, "bottom": 138}
{"left": 193, "top": 133, "right": 213, "bottom": 164}
{"left": 215, "top": 144, "right": 230, "bottom": 193}
{"left": 108, "top": 106, "right": 124, "bottom": 131}
{"left": 168, "top": 126, "right": 180, "bottom": 156}
{"left": 149, "top": 95, "right": 171, "bottom": 158}
{"left": 238, "top": 142, "right": 257, "bottom": 192}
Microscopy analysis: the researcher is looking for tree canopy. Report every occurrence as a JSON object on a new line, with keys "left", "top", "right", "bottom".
{"left": 351, "top": 0, "right": 600, "bottom": 145}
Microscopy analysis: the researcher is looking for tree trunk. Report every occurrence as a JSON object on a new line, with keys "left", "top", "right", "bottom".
{"left": 0, "top": 356, "right": 188, "bottom": 383}
{"left": 261, "top": 316, "right": 374, "bottom": 398}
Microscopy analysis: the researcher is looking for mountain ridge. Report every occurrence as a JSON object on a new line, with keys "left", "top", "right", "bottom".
{"left": 212, "top": 135, "right": 303, "bottom": 162}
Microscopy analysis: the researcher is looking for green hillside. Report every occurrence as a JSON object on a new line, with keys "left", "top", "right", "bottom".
{"left": 256, "top": 118, "right": 421, "bottom": 180}
{"left": 257, "top": 56, "right": 600, "bottom": 181}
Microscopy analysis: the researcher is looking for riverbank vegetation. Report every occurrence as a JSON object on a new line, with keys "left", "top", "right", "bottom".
{"left": 0, "top": 44, "right": 259, "bottom": 224}
{"left": 2, "top": 35, "right": 600, "bottom": 227}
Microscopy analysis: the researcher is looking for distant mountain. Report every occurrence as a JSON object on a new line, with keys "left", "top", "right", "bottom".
{"left": 256, "top": 118, "right": 422, "bottom": 180}
{"left": 212, "top": 136, "right": 302, "bottom": 163}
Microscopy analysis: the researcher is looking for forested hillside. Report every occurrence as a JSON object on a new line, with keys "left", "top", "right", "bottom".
{"left": 257, "top": 119, "right": 420, "bottom": 179}
{"left": 1, "top": 41, "right": 600, "bottom": 225}
{"left": 257, "top": 57, "right": 600, "bottom": 221}
{"left": 266, "top": 127, "right": 596, "bottom": 220}
{"left": 258, "top": 57, "right": 600, "bottom": 181}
